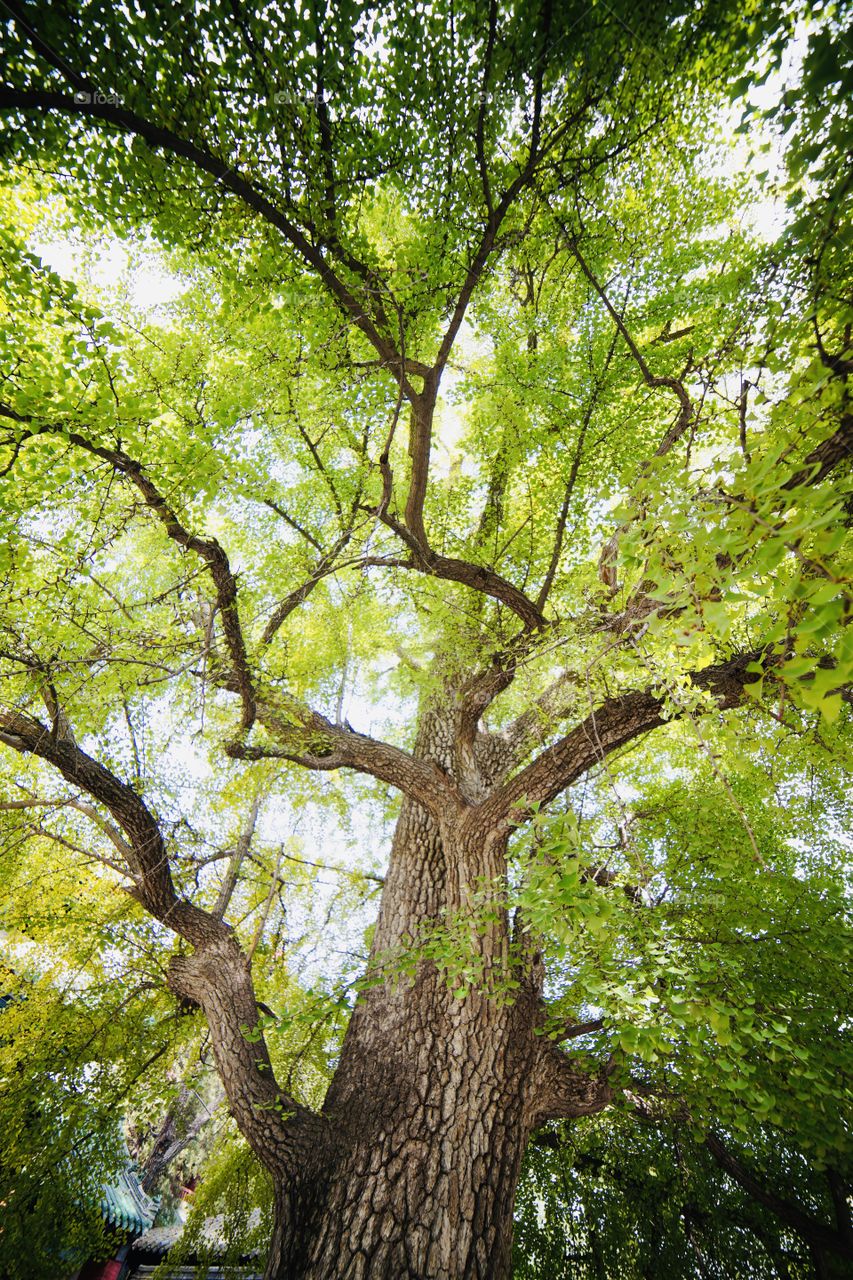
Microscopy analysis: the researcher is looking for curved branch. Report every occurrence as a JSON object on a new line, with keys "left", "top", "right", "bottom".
{"left": 476, "top": 652, "right": 760, "bottom": 831}
{"left": 373, "top": 507, "right": 547, "bottom": 629}
{"left": 0, "top": 707, "right": 204, "bottom": 938}
{"left": 261, "top": 532, "right": 352, "bottom": 645}
{"left": 0, "top": 708, "right": 314, "bottom": 1171}
{"left": 0, "top": 86, "right": 409, "bottom": 382}
{"left": 564, "top": 231, "right": 694, "bottom": 455}
{"left": 782, "top": 413, "right": 853, "bottom": 491}
{"left": 704, "top": 1132, "right": 853, "bottom": 1262}
{"left": 225, "top": 688, "right": 465, "bottom": 816}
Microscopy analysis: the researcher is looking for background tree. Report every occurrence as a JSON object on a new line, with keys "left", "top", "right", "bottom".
{"left": 515, "top": 1112, "right": 853, "bottom": 1279}
{"left": 0, "top": 2, "right": 850, "bottom": 1278}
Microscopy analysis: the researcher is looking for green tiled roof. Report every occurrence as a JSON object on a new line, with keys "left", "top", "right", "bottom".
{"left": 101, "top": 1164, "right": 157, "bottom": 1236}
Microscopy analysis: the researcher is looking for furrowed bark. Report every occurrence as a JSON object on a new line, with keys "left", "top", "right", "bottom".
{"left": 260, "top": 694, "right": 612, "bottom": 1280}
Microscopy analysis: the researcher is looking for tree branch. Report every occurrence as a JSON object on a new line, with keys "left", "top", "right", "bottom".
{"left": 476, "top": 652, "right": 760, "bottom": 830}
{"left": 141, "top": 1080, "right": 225, "bottom": 1193}
{"left": 262, "top": 498, "right": 324, "bottom": 552}
{"left": 499, "top": 669, "right": 584, "bottom": 761}
{"left": 373, "top": 507, "right": 547, "bottom": 630}
{"left": 530, "top": 1039, "right": 613, "bottom": 1126}
{"left": 564, "top": 232, "right": 694, "bottom": 456}
{"left": 261, "top": 531, "right": 352, "bottom": 645}
{"left": 0, "top": 707, "right": 204, "bottom": 937}
{"left": 0, "top": 707, "right": 315, "bottom": 1171}
{"left": 224, "top": 687, "right": 465, "bottom": 816}
{"left": 2, "top": 417, "right": 257, "bottom": 732}
{"left": 0, "top": 85, "right": 409, "bottom": 381}
{"left": 782, "top": 414, "right": 853, "bottom": 491}
{"left": 704, "top": 1132, "right": 853, "bottom": 1263}
{"left": 212, "top": 791, "right": 261, "bottom": 921}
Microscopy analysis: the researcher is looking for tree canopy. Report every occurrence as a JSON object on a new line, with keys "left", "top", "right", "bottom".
{"left": 0, "top": 1, "right": 851, "bottom": 1277}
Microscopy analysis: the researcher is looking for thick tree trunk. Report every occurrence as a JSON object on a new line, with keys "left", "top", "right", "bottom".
{"left": 259, "top": 700, "right": 609, "bottom": 1280}
{"left": 271, "top": 989, "right": 539, "bottom": 1279}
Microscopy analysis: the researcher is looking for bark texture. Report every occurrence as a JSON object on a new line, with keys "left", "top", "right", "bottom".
{"left": 259, "top": 698, "right": 612, "bottom": 1280}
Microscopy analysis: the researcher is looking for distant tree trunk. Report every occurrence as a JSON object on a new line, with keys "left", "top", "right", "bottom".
{"left": 140, "top": 1082, "right": 192, "bottom": 1194}
{"left": 140, "top": 1081, "right": 221, "bottom": 1194}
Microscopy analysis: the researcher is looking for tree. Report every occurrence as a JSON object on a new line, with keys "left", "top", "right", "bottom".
{"left": 515, "top": 1114, "right": 853, "bottom": 1278}
{"left": 0, "top": 2, "right": 851, "bottom": 1277}
{"left": 0, "top": 967, "right": 126, "bottom": 1278}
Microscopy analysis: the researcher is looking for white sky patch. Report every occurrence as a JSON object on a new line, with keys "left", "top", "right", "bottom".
{"left": 711, "top": 23, "right": 809, "bottom": 243}
{"left": 432, "top": 318, "right": 491, "bottom": 474}
{"left": 34, "top": 229, "right": 187, "bottom": 315}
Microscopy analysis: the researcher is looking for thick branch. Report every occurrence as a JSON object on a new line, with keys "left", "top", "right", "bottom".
{"left": 454, "top": 623, "right": 560, "bottom": 769}
{"left": 375, "top": 508, "right": 547, "bottom": 629}
{"left": 476, "top": 652, "right": 760, "bottom": 830}
{"left": 1, "top": 708, "right": 209, "bottom": 939}
{"left": 224, "top": 687, "right": 464, "bottom": 816}
{"left": 0, "top": 709, "right": 313, "bottom": 1169}
{"left": 403, "top": 381, "right": 438, "bottom": 548}
{"left": 166, "top": 937, "right": 319, "bottom": 1176}
{"left": 531, "top": 1040, "right": 613, "bottom": 1126}
{"left": 782, "top": 414, "right": 853, "bottom": 491}
{"left": 704, "top": 1133, "right": 853, "bottom": 1262}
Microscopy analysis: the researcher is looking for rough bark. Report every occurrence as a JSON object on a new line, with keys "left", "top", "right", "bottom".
{"left": 260, "top": 696, "right": 611, "bottom": 1280}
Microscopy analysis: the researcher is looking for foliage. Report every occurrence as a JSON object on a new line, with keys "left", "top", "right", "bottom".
{"left": 515, "top": 718, "right": 853, "bottom": 1165}
{"left": 0, "top": 968, "right": 128, "bottom": 1278}
{"left": 514, "top": 1114, "right": 848, "bottom": 1279}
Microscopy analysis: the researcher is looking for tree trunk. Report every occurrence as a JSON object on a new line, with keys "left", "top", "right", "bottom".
{"left": 267, "top": 982, "right": 542, "bottom": 1278}
{"left": 21, "top": 674, "right": 612, "bottom": 1280}
{"left": 259, "top": 699, "right": 609, "bottom": 1280}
